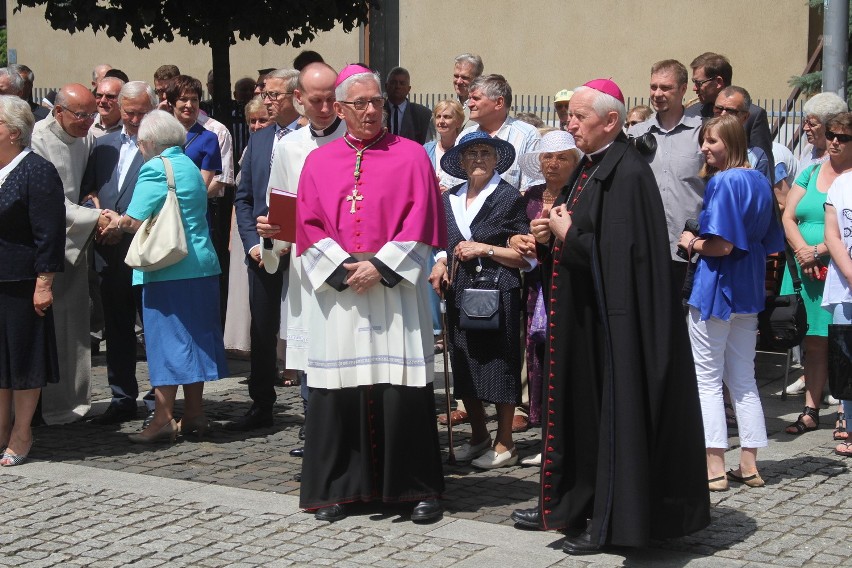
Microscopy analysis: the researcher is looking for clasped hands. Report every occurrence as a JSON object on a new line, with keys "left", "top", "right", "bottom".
{"left": 517, "top": 204, "right": 572, "bottom": 250}
{"left": 96, "top": 209, "right": 122, "bottom": 245}
{"left": 793, "top": 244, "right": 822, "bottom": 280}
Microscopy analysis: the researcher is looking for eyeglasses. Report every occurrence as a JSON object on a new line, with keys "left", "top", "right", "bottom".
{"left": 338, "top": 96, "right": 386, "bottom": 110}
{"left": 95, "top": 93, "right": 118, "bottom": 101}
{"left": 554, "top": 103, "right": 570, "bottom": 110}
{"left": 804, "top": 120, "right": 821, "bottom": 129}
{"left": 59, "top": 107, "right": 97, "bottom": 121}
{"left": 713, "top": 105, "right": 745, "bottom": 116}
{"left": 260, "top": 91, "right": 293, "bottom": 101}
{"left": 692, "top": 76, "right": 717, "bottom": 88}
{"left": 825, "top": 130, "right": 852, "bottom": 143}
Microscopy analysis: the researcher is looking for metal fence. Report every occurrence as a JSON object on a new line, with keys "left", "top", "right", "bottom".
{"left": 411, "top": 92, "right": 809, "bottom": 155}
{"left": 31, "top": 85, "right": 808, "bottom": 156}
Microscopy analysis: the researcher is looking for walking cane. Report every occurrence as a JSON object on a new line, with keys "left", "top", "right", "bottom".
{"left": 441, "top": 258, "right": 456, "bottom": 465}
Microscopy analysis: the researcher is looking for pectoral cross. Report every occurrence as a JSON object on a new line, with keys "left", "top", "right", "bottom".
{"left": 346, "top": 187, "right": 364, "bottom": 214}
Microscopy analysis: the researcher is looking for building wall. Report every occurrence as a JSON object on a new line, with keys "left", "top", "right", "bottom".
{"left": 8, "top": 1, "right": 812, "bottom": 101}
{"left": 400, "top": 0, "right": 813, "bottom": 101}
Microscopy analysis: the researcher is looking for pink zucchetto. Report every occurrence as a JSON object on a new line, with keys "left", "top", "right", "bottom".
{"left": 334, "top": 64, "right": 373, "bottom": 88}
{"left": 582, "top": 78, "right": 625, "bottom": 105}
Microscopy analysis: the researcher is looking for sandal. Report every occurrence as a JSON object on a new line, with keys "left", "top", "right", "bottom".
{"left": 785, "top": 405, "right": 819, "bottom": 435}
{"left": 434, "top": 337, "right": 445, "bottom": 354}
{"left": 438, "top": 409, "right": 469, "bottom": 425}
{"left": 726, "top": 469, "right": 765, "bottom": 488}
{"left": 835, "top": 441, "right": 852, "bottom": 457}
{"left": 834, "top": 412, "right": 848, "bottom": 441}
{"left": 724, "top": 402, "right": 737, "bottom": 428}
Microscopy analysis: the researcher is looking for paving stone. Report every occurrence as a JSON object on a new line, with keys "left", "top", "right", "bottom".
{"left": 0, "top": 353, "right": 848, "bottom": 567}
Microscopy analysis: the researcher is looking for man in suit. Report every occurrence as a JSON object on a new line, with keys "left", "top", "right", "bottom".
{"left": 384, "top": 67, "right": 434, "bottom": 145}
{"left": 684, "top": 52, "right": 774, "bottom": 182}
{"left": 230, "top": 68, "right": 301, "bottom": 431}
{"left": 82, "top": 81, "right": 158, "bottom": 425}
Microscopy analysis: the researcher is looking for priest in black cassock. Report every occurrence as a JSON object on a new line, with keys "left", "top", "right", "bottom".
{"left": 511, "top": 79, "right": 710, "bottom": 555}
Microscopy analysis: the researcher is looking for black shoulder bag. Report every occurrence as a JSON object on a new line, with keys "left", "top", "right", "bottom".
{"left": 458, "top": 262, "right": 503, "bottom": 331}
{"left": 758, "top": 244, "right": 809, "bottom": 351}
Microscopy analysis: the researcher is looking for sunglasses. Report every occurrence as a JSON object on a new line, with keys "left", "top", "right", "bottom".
{"left": 713, "top": 105, "right": 744, "bottom": 116}
{"left": 692, "top": 76, "right": 717, "bottom": 88}
{"left": 825, "top": 130, "right": 852, "bottom": 143}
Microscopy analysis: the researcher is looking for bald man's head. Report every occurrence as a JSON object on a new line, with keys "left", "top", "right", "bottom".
{"left": 295, "top": 63, "right": 338, "bottom": 129}
{"left": 54, "top": 83, "right": 97, "bottom": 137}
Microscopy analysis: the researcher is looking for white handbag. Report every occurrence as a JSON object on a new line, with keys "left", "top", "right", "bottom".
{"left": 124, "top": 156, "right": 188, "bottom": 271}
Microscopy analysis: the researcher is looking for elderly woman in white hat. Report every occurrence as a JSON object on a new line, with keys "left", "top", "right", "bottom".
{"left": 508, "top": 130, "right": 581, "bottom": 465}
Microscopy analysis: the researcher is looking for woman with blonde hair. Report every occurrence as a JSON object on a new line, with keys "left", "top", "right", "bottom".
{"left": 424, "top": 99, "right": 465, "bottom": 192}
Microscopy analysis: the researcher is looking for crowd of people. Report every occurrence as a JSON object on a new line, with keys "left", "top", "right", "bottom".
{"left": 0, "top": 48, "right": 850, "bottom": 556}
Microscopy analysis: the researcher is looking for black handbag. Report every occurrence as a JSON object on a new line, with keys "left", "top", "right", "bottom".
{"left": 459, "top": 264, "right": 502, "bottom": 331}
{"left": 828, "top": 324, "right": 852, "bottom": 400}
{"left": 758, "top": 245, "right": 808, "bottom": 351}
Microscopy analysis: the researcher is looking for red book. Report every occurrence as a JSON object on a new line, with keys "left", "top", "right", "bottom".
{"left": 267, "top": 187, "right": 298, "bottom": 242}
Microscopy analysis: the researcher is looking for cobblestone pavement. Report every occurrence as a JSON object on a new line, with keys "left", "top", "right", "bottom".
{"left": 0, "top": 351, "right": 850, "bottom": 566}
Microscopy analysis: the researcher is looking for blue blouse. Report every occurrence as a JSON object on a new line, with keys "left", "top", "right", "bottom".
{"left": 184, "top": 122, "right": 222, "bottom": 174}
{"left": 688, "top": 168, "right": 784, "bottom": 320}
{"left": 126, "top": 146, "right": 221, "bottom": 285}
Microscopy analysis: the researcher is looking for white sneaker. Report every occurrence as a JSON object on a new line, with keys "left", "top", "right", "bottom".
{"left": 520, "top": 453, "right": 542, "bottom": 467}
{"left": 825, "top": 393, "right": 840, "bottom": 406}
{"left": 471, "top": 447, "right": 519, "bottom": 469}
{"left": 785, "top": 377, "right": 806, "bottom": 395}
{"left": 453, "top": 437, "right": 492, "bottom": 462}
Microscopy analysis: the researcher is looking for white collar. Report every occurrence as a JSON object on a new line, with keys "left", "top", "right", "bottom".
{"left": 448, "top": 171, "right": 501, "bottom": 240}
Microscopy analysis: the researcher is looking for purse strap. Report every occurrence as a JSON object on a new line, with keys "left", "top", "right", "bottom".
{"left": 472, "top": 260, "right": 502, "bottom": 285}
{"left": 144, "top": 156, "right": 179, "bottom": 232}
{"left": 159, "top": 156, "right": 177, "bottom": 194}
{"left": 769, "top": 182, "right": 803, "bottom": 294}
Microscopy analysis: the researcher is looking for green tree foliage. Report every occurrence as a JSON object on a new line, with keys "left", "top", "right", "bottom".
{"left": 0, "top": 28, "right": 7, "bottom": 67}
{"left": 14, "top": 0, "right": 377, "bottom": 124}
{"left": 788, "top": 0, "right": 851, "bottom": 104}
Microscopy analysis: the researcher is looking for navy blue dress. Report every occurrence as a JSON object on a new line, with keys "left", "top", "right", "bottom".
{"left": 443, "top": 179, "right": 529, "bottom": 405}
{"left": 0, "top": 152, "right": 66, "bottom": 389}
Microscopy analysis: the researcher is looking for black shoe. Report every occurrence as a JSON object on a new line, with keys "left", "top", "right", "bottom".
{"left": 225, "top": 407, "right": 274, "bottom": 431}
{"left": 293, "top": 473, "right": 301, "bottom": 482}
{"left": 510, "top": 507, "right": 540, "bottom": 529}
{"left": 410, "top": 499, "right": 442, "bottom": 523}
{"left": 315, "top": 504, "right": 346, "bottom": 522}
{"left": 142, "top": 409, "right": 156, "bottom": 430}
{"left": 289, "top": 447, "right": 304, "bottom": 457}
{"left": 562, "top": 531, "right": 601, "bottom": 555}
{"left": 91, "top": 405, "right": 138, "bottom": 425}
{"left": 298, "top": 426, "right": 306, "bottom": 441}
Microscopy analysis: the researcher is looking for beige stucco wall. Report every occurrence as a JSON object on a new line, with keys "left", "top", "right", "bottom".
{"left": 8, "top": 1, "right": 812, "bottom": 102}
{"left": 401, "top": 0, "right": 813, "bottom": 102}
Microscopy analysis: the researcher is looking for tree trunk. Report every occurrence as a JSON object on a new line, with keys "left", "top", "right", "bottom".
{"left": 210, "top": 21, "right": 233, "bottom": 131}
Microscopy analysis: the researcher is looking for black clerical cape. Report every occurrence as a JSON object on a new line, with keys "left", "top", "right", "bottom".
{"left": 539, "top": 134, "right": 710, "bottom": 547}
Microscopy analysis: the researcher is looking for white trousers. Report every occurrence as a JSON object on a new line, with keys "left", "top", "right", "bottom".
{"left": 688, "top": 308, "right": 768, "bottom": 449}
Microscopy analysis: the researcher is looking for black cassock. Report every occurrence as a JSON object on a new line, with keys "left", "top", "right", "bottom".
{"left": 539, "top": 135, "right": 710, "bottom": 547}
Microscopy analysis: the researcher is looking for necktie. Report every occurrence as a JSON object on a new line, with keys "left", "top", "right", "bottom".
{"left": 392, "top": 105, "right": 400, "bottom": 135}
{"left": 270, "top": 127, "right": 290, "bottom": 167}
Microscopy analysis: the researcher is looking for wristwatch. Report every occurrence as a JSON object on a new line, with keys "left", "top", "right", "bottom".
{"left": 487, "top": 247, "right": 494, "bottom": 257}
